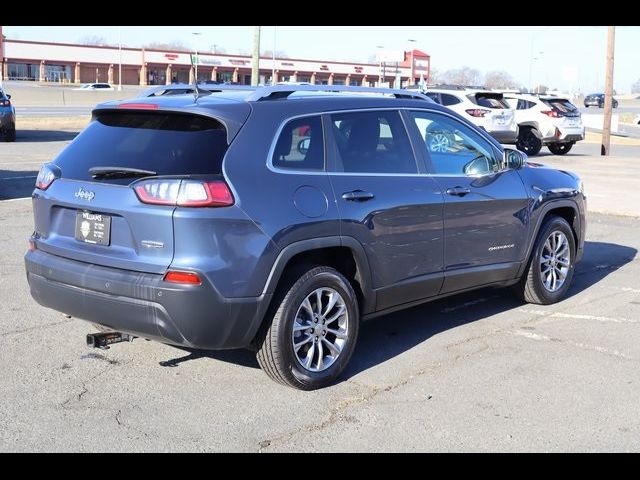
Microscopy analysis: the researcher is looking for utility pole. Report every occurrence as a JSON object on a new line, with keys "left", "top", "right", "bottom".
{"left": 601, "top": 26, "right": 616, "bottom": 156}
{"left": 117, "top": 27, "right": 122, "bottom": 91}
{"left": 0, "top": 25, "right": 4, "bottom": 85}
{"left": 251, "top": 26, "right": 261, "bottom": 87}
{"left": 272, "top": 26, "right": 276, "bottom": 85}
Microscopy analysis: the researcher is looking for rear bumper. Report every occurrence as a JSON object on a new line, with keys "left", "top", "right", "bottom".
{"left": 542, "top": 126, "right": 585, "bottom": 144}
{"left": 488, "top": 128, "right": 519, "bottom": 144}
{"left": 24, "top": 249, "right": 270, "bottom": 350}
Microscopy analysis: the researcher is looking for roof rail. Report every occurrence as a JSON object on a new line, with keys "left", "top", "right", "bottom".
{"left": 244, "top": 84, "right": 430, "bottom": 102}
{"left": 428, "top": 84, "right": 468, "bottom": 91}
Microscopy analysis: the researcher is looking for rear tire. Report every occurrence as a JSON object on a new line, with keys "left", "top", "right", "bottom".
{"left": 515, "top": 215, "right": 576, "bottom": 305}
{"left": 548, "top": 142, "right": 574, "bottom": 155}
{"left": 256, "top": 266, "right": 359, "bottom": 390}
{"left": 516, "top": 127, "right": 542, "bottom": 156}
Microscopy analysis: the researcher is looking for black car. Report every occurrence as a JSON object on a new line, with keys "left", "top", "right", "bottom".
{"left": 24, "top": 85, "right": 586, "bottom": 390}
{"left": 584, "top": 93, "right": 618, "bottom": 108}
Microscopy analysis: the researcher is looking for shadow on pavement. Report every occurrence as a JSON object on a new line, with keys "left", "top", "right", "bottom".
{"left": 0, "top": 168, "right": 38, "bottom": 200}
{"left": 16, "top": 130, "right": 79, "bottom": 142}
{"left": 157, "top": 240, "right": 637, "bottom": 379}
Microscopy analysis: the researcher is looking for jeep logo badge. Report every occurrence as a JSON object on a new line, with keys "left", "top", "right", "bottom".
{"left": 75, "top": 187, "right": 95, "bottom": 201}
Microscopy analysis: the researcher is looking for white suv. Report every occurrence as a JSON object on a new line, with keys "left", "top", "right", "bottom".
{"left": 503, "top": 93, "right": 584, "bottom": 156}
{"left": 424, "top": 87, "right": 518, "bottom": 145}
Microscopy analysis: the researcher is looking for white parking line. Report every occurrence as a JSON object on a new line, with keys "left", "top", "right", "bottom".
{"left": 511, "top": 329, "right": 633, "bottom": 360}
{"left": 605, "top": 286, "right": 640, "bottom": 294}
{"left": 0, "top": 161, "right": 45, "bottom": 166}
{"left": 0, "top": 197, "right": 31, "bottom": 202}
{"left": 517, "top": 308, "right": 639, "bottom": 324}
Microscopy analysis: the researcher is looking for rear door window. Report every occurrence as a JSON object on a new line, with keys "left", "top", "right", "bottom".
{"left": 517, "top": 99, "right": 536, "bottom": 110}
{"left": 329, "top": 110, "right": 417, "bottom": 174}
{"left": 53, "top": 112, "right": 228, "bottom": 184}
{"left": 440, "top": 93, "right": 461, "bottom": 106}
{"left": 424, "top": 92, "right": 441, "bottom": 104}
{"left": 272, "top": 116, "right": 324, "bottom": 171}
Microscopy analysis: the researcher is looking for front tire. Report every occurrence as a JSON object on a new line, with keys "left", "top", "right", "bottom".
{"left": 516, "top": 216, "right": 576, "bottom": 305}
{"left": 548, "top": 142, "right": 574, "bottom": 155}
{"left": 256, "top": 266, "right": 359, "bottom": 390}
{"left": 516, "top": 127, "right": 542, "bottom": 156}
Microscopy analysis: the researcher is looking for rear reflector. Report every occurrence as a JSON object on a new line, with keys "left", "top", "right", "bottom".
{"left": 164, "top": 271, "right": 202, "bottom": 285}
{"left": 117, "top": 103, "right": 160, "bottom": 110}
{"left": 28, "top": 240, "right": 36, "bottom": 252}
{"left": 134, "top": 179, "right": 234, "bottom": 207}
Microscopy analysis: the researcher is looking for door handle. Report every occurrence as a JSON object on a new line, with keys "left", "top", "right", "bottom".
{"left": 445, "top": 186, "right": 471, "bottom": 197}
{"left": 342, "top": 190, "right": 375, "bottom": 202}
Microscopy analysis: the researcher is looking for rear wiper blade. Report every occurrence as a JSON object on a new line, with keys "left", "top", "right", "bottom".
{"left": 89, "top": 166, "right": 157, "bottom": 179}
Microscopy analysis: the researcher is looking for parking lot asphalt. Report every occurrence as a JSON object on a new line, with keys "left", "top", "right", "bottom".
{"left": 0, "top": 132, "right": 639, "bottom": 452}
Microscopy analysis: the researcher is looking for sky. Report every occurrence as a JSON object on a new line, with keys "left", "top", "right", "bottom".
{"left": 4, "top": 25, "right": 639, "bottom": 93}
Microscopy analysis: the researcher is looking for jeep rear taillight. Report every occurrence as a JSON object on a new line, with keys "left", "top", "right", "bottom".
{"left": 133, "top": 179, "right": 234, "bottom": 207}
{"left": 0, "top": 99, "right": 10, "bottom": 107}
{"left": 35, "top": 164, "right": 58, "bottom": 191}
{"left": 465, "top": 109, "right": 491, "bottom": 117}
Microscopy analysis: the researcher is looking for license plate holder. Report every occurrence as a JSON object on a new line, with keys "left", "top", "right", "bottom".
{"left": 75, "top": 211, "right": 111, "bottom": 246}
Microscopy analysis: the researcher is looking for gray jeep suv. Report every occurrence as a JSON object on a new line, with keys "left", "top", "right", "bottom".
{"left": 24, "top": 85, "right": 586, "bottom": 390}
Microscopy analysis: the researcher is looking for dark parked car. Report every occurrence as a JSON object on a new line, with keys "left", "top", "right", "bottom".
{"left": 0, "top": 87, "right": 16, "bottom": 142}
{"left": 584, "top": 93, "right": 618, "bottom": 108}
{"left": 25, "top": 85, "right": 586, "bottom": 390}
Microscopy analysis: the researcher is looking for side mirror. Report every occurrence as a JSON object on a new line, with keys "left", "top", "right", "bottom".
{"left": 6, "top": 94, "right": 11, "bottom": 99}
{"left": 503, "top": 147, "right": 527, "bottom": 170}
{"left": 297, "top": 138, "right": 310, "bottom": 155}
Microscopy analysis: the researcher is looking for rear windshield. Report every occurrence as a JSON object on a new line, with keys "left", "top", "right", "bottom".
{"left": 542, "top": 99, "right": 578, "bottom": 113}
{"left": 469, "top": 93, "right": 510, "bottom": 109}
{"left": 53, "top": 112, "right": 227, "bottom": 183}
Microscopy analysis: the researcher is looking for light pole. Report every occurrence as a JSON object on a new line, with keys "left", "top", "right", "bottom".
{"left": 407, "top": 39, "right": 416, "bottom": 86}
{"left": 192, "top": 32, "right": 202, "bottom": 83}
{"left": 532, "top": 51, "right": 544, "bottom": 93}
{"left": 528, "top": 27, "right": 549, "bottom": 93}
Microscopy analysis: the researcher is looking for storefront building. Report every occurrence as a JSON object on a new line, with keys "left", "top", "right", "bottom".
{"left": 1, "top": 38, "right": 431, "bottom": 88}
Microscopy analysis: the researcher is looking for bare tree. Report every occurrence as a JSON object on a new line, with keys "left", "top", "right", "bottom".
{"left": 631, "top": 78, "right": 640, "bottom": 94}
{"left": 79, "top": 35, "right": 109, "bottom": 46}
{"left": 484, "top": 70, "right": 519, "bottom": 90}
{"left": 440, "top": 66, "right": 482, "bottom": 86}
{"left": 428, "top": 67, "right": 441, "bottom": 84}
{"left": 143, "top": 41, "right": 189, "bottom": 51}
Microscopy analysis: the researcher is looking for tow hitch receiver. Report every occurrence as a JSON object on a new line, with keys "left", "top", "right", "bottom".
{"left": 86, "top": 332, "right": 135, "bottom": 350}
